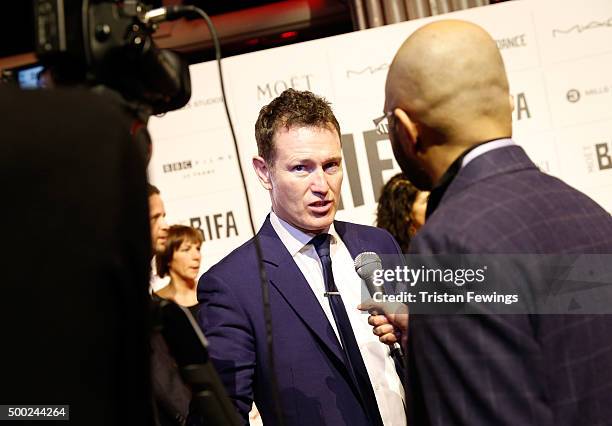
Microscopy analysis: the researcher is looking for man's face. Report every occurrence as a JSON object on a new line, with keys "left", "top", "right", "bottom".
{"left": 148, "top": 193, "right": 169, "bottom": 254}
{"left": 265, "top": 125, "right": 343, "bottom": 234}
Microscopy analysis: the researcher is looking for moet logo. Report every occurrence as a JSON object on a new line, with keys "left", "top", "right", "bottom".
{"left": 583, "top": 145, "right": 595, "bottom": 173}
{"left": 190, "top": 211, "right": 238, "bottom": 242}
{"left": 584, "top": 142, "right": 612, "bottom": 173}
{"left": 257, "top": 74, "right": 314, "bottom": 100}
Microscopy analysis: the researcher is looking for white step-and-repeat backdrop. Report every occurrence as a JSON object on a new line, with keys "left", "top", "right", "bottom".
{"left": 148, "top": 0, "right": 612, "bottom": 273}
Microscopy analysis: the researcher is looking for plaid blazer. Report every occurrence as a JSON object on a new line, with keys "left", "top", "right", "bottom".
{"left": 407, "top": 145, "right": 612, "bottom": 426}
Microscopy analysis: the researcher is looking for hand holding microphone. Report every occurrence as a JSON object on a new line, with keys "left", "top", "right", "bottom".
{"left": 354, "top": 252, "right": 409, "bottom": 355}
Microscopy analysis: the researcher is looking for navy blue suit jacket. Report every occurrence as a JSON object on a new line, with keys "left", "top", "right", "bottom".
{"left": 407, "top": 145, "right": 612, "bottom": 426}
{"left": 197, "top": 217, "right": 403, "bottom": 425}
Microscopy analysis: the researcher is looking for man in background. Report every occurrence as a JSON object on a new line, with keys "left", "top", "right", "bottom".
{"left": 148, "top": 184, "right": 169, "bottom": 256}
{"left": 368, "top": 19, "right": 612, "bottom": 426}
{"left": 148, "top": 184, "right": 170, "bottom": 292}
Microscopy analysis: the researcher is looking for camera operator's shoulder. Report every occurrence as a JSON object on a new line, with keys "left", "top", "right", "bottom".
{"left": 1, "top": 86, "right": 131, "bottom": 144}
{"left": 2, "top": 86, "right": 123, "bottom": 117}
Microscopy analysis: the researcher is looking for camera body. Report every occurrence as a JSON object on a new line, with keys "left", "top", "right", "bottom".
{"left": 34, "top": 0, "right": 191, "bottom": 114}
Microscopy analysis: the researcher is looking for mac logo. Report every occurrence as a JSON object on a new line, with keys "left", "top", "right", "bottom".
{"left": 552, "top": 17, "right": 612, "bottom": 37}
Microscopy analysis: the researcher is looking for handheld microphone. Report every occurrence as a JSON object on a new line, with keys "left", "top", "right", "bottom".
{"left": 354, "top": 252, "right": 405, "bottom": 363}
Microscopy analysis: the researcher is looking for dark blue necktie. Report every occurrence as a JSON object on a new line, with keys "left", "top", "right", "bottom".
{"left": 310, "top": 233, "right": 384, "bottom": 426}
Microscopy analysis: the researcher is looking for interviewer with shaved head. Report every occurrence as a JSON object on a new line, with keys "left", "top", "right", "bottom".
{"left": 364, "top": 20, "right": 612, "bottom": 426}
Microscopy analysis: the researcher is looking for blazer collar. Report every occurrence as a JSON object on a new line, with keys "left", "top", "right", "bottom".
{"left": 431, "top": 144, "right": 537, "bottom": 217}
{"left": 257, "top": 216, "right": 348, "bottom": 366}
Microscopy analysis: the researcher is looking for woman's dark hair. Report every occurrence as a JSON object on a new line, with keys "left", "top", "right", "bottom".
{"left": 376, "top": 173, "right": 419, "bottom": 253}
{"left": 155, "top": 225, "right": 203, "bottom": 278}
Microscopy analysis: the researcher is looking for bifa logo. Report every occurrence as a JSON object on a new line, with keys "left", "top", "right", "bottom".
{"left": 584, "top": 142, "right": 612, "bottom": 173}
{"left": 595, "top": 142, "right": 612, "bottom": 171}
{"left": 190, "top": 211, "right": 238, "bottom": 242}
{"left": 512, "top": 92, "right": 531, "bottom": 121}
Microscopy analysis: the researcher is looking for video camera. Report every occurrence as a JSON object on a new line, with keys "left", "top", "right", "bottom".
{"left": 34, "top": 0, "right": 191, "bottom": 115}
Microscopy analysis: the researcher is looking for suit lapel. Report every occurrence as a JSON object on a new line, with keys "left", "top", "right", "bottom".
{"left": 258, "top": 217, "right": 347, "bottom": 366}
{"left": 442, "top": 145, "right": 538, "bottom": 207}
{"left": 334, "top": 220, "right": 363, "bottom": 260}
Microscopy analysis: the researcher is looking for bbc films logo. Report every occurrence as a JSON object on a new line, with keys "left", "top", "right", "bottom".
{"left": 583, "top": 142, "right": 612, "bottom": 173}
{"left": 162, "top": 154, "right": 234, "bottom": 178}
{"left": 552, "top": 16, "right": 612, "bottom": 37}
{"left": 163, "top": 160, "right": 192, "bottom": 173}
{"left": 495, "top": 33, "right": 527, "bottom": 50}
{"left": 566, "top": 85, "right": 611, "bottom": 104}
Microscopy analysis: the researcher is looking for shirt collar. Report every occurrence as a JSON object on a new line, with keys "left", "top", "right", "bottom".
{"left": 425, "top": 138, "right": 515, "bottom": 219}
{"left": 461, "top": 138, "right": 515, "bottom": 168}
{"left": 270, "top": 210, "right": 338, "bottom": 257}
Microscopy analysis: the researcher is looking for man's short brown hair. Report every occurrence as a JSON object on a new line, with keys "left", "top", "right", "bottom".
{"left": 147, "top": 184, "right": 160, "bottom": 198}
{"left": 254, "top": 88, "right": 341, "bottom": 165}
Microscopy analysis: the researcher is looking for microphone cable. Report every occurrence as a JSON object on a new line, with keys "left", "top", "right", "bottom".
{"left": 145, "top": 6, "right": 284, "bottom": 425}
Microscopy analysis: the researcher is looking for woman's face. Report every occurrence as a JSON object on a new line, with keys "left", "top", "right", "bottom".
{"left": 169, "top": 239, "right": 202, "bottom": 282}
{"left": 410, "top": 191, "right": 429, "bottom": 233}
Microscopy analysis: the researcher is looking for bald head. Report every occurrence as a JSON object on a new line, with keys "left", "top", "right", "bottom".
{"left": 386, "top": 20, "right": 512, "bottom": 145}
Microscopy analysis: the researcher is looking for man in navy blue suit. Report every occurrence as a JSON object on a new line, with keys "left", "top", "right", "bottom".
{"left": 366, "top": 20, "right": 612, "bottom": 426}
{"left": 197, "top": 89, "right": 406, "bottom": 425}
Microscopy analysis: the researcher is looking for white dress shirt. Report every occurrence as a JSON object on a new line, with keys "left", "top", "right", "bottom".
{"left": 270, "top": 211, "right": 406, "bottom": 426}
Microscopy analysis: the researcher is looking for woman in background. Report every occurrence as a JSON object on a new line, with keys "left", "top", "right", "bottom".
{"left": 376, "top": 173, "right": 428, "bottom": 252}
{"left": 155, "top": 225, "right": 203, "bottom": 314}
{"left": 151, "top": 224, "right": 203, "bottom": 426}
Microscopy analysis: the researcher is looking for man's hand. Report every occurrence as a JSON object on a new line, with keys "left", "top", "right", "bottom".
{"left": 358, "top": 300, "right": 408, "bottom": 349}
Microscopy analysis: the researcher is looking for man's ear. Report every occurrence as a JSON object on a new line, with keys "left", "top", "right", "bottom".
{"left": 509, "top": 94, "right": 515, "bottom": 113}
{"left": 394, "top": 108, "right": 419, "bottom": 147}
{"left": 252, "top": 156, "right": 273, "bottom": 190}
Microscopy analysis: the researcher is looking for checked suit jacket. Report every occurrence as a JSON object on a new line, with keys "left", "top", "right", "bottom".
{"left": 407, "top": 144, "right": 612, "bottom": 426}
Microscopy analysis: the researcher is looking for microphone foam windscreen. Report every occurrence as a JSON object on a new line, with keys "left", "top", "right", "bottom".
{"left": 354, "top": 251, "right": 382, "bottom": 280}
